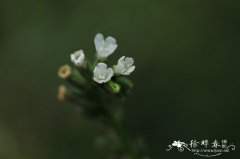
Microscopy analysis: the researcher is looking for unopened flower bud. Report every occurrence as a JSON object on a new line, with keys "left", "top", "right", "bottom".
{"left": 104, "top": 81, "right": 121, "bottom": 94}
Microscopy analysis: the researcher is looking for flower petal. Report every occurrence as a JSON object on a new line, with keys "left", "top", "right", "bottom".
{"left": 97, "top": 63, "right": 107, "bottom": 69}
{"left": 125, "top": 66, "right": 135, "bottom": 75}
{"left": 105, "top": 36, "right": 117, "bottom": 53}
{"left": 125, "top": 57, "right": 134, "bottom": 67}
{"left": 105, "top": 36, "right": 116, "bottom": 45}
{"left": 98, "top": 49, "right": 110, "bottom": 58}
{"left": 94, "top": 33, "right": 104, "bottom": 52}
{"left": 104, "top": 68, "right": 113, "bottom": 82}
{"left": 118, "top": 56, "right": 125, "bottom": 64}
{"left": 70, "top": 50, "right": 85, "bottom": 66}
{"left": 115, "top": 63, "right": 126, "bottom": 74}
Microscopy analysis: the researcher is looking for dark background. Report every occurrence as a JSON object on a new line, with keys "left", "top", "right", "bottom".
{"left": 0, "top": 0, "right": 239, "bottom": 158}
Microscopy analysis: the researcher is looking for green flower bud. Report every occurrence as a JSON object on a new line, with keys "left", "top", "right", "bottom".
{"left": 104, "top": 81, "right": 121, "bottom": 94}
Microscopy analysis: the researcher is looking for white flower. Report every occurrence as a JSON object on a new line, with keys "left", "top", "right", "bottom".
{"left": 94, "top": 33, "right": 118, "bottom": 58}
{"left": 115, "top": 56, "right": 135, "bottom": 75}
{"left": 93, "top": 63, "right": 113, "bottom": 84}
{"left": 70, "top": 50, "right": 85, "bottom": 66}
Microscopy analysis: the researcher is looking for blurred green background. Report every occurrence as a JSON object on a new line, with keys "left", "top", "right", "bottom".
{"left": 0, "top": 0, "right": 239, "bottom": 158}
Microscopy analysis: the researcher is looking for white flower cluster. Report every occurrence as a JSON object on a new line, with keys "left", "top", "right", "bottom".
{"left": 70, "top": 33, "right": 135, "bottom": 84}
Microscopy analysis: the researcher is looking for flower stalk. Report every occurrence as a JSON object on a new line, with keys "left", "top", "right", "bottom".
{"left": 57, "top": 33, "right": 150, "bottom": 159}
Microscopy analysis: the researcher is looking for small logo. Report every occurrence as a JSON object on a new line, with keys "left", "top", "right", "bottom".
{"left": 166, "top": 139, "right": 236, "bottom": 157}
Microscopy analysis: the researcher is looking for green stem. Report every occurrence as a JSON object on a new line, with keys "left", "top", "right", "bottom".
{"left": 103, "top": 104, "right": 139, "bottom": 159}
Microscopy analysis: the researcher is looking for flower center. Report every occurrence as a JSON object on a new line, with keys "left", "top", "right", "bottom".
{"left": 101, "top": 44, "right": 110, "bottom": 52}
{"left": 75, "top": 54, "right": 81, "bottom": 59}
{"left": 99, "top": 75, "right": 106, "bottom": 80}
